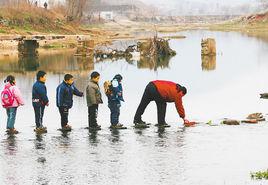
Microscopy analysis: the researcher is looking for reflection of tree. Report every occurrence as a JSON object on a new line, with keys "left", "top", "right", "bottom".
{"left": 201, "top": 55, "right": 216, "bottom": 71}
{"left": 137, "top": 55, "right": 172, "bottom": 71}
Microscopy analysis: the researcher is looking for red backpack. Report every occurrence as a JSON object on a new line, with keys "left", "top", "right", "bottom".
{"left": 1, "top": 86, "right": 14, "bottom": 108}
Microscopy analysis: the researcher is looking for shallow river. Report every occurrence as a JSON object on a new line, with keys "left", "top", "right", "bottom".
{"left": 0, "top": 31, "right": 268, "bottom": 184}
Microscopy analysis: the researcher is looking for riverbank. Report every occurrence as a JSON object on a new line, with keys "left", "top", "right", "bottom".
{"left": 0, "top": 20, "right": 191, "bottom": 52}
{"left": 209, "top": 11, "right": 268, "bottom": 40}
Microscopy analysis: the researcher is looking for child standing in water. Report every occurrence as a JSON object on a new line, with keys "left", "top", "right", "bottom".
{"left": 106, "top": 74, "right": 125, "bottom": 129}
{"left": 56, "top": 74, "right": 83, "bottom": 131}
{"left": 32, "top": 71, "right": 49, "bottom": 133}
{"left": 1, "top": 75, "right": 24, "bottom": 134}
{"left": 86, "top": 71, "right": 103, "bottom": 130}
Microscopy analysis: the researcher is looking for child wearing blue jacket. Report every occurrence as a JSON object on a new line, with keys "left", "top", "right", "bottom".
{"left": 56, "top": 74, "right": 83, "bottom": 130}
{"left": 32, "top": 71, "right": 49, "bottom": 132}
{"left": 106, "top": 74, "right": 125, "bottom": 129}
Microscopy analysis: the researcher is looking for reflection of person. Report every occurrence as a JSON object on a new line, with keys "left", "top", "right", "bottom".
{"left": 134, "top": 80, "right": 190, "bottom": 127}
{"left": 86, "top": 72, "right": 103, "bottom": 129}
{"left": 2, "top": 75, "right": 24, "bottom": 134}
{"left": 56, "top": 74, "right": 83, "bottom": 130}
{"left": 32, "top": 71, "right": 49, "bottom": 132}
{"left": 106, "top": 74, "right": 125, "bottom": 129}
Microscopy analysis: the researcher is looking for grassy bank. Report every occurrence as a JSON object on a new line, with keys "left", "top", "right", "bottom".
{"left": 0, "top": 6, "right": 85, "bottom": 35}
{"left": 209, "top": 11, "right": 268, "bottom": 36}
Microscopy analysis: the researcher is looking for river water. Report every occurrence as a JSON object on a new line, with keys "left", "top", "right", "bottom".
{"left": 0, "top": 31, "right": 268, "bottom": 184}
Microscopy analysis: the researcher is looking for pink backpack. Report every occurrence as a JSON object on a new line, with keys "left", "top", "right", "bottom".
{"left": 1, "top": 86, "right": 14, "bottom": 108}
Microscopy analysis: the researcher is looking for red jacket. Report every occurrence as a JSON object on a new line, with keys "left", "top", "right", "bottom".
{"left": 152, "top": 80, "right": 185, "bottom": 118}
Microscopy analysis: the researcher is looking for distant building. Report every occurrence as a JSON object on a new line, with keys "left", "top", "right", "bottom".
{"left": 84, "top": 3, "right": 139, "bottom": 22}
{"left": 100, "top": 11, "right": 114, "bottom": 20}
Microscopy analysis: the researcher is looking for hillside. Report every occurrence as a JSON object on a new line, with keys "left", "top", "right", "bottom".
{"left": 210, "top": 10, "right": 268, "bottom": 34}
{"left": 0, "top": 6, "right": 85, "bottom": 35}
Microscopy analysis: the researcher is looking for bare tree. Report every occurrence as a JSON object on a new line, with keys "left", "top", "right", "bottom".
{"left": 66, "top": 0, "right": 87, "bottom": 21}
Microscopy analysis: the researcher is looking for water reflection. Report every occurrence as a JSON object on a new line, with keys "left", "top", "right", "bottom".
{"left": 4, "top": 135, "right": 17, "bottom": 155}
{"left": 0, "top": 48, "right": 171, "bottom": 74}
{"left": 201, "top": 55, "right": 216, "bottom": 71}
{"left": 138, "top": 55, "right": 172, "bottom": 71}
{"left": 0, "top": 49, "right": 94, "bottom": 74}
{"left": 156, "top": 127, "right": 166, "bottom": 138}
{"left": 18, "top": 56, "right": 39, "bottom": 71}
{"left": 109, "top": 129, "right": 120, "bottom": 143}
{"left": 88, "top": 130, "right": 99, "bottom": 145}
{"left": 34, "top": 134, "right": 46, "bottom": 150}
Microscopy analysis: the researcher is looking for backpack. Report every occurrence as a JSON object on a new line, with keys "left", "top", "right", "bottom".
{"left": 1, "top": 86, "right": 14, "bottom": 108}
{"left": 103, "top": 81, "right": 112, "bottom": 95}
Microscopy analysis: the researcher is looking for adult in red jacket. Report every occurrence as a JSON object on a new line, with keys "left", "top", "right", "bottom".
{"left": 134, "top": 80, "right": 188, "bottom": 126}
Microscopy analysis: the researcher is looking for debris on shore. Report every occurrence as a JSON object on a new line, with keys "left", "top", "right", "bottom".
{"left": 93, "top": 37, "right": 176, "bottom": 64}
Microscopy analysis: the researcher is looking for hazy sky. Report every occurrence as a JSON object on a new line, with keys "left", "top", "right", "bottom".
{"left": 140, "top": 0, "right": 256, "bottom": 5}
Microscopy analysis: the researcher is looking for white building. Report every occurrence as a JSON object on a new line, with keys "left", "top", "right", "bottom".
{"left": 100, "top": 11, "right": 114, "bottom": 20}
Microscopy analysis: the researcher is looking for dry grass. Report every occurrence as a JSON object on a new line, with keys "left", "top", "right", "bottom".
{"left": 0, "top": 4, "right": 83, "bottom": 34}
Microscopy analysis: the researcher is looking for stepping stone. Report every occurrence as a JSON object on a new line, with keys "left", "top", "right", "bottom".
{"left": 37, "top": 157, "right": 46, "bottom": 163}
{"left": 57, "top": 128, "right": 72, "bottom": 132}
{"left": 222, "top": 119, "right": 240, "bottom": 125}
{"left": 241, "top": 119, "right": 258, "bottom": 124}
{"left": 257, "top": 118, "right": 266, "bottom": 122}
{"left": 155, "top": 124, "right": 171, "bottom": 128}
{"left": 260, "top": 93, "right": 268, "bottom": 99}
{"left": 85, "top": 127, "right": 101, "bottom": 131}
{"left": 133, "top": 123, "right": 150, "bottom": 129}
{"left": 109, "top": 126, "right": 127, "bottom": 130}
{"left": 6, "top": 130, "right": 19, "bottom": 135}
{"left": 34, "top": 128, "right": 47, "bottom": 134}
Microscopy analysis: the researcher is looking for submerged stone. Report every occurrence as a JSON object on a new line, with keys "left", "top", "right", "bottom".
{"left": 37, "top": 157, "right": 46, "bottom": 163}
{"left": 222, "top": 119, "right": 240, "bottom": 125}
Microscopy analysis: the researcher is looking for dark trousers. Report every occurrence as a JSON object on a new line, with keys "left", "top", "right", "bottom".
{"left": 34, "top": 106, "right": 45, "bottom": 128}
{"left": 134, "top": 82, "right": 167, "bottom": 124}
{"left": 59, "top": 107, "right": 69, "bottom": 128}
{"left": 88, "top": 104, "right": 99, "bottom": 127}
{"left": 108, "top": 101, "right": 120, "bottom": 125}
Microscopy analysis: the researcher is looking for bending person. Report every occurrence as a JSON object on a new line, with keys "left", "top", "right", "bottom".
{"left": 134, "top": 80, "right": 190, "bottom": 127}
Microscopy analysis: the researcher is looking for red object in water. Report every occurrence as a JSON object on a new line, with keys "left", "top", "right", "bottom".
{"left": 242, "top": 119, "right": 258, "bottom": 124}
{"left": 184, "top": 121, "right": 196, "bottom": 127}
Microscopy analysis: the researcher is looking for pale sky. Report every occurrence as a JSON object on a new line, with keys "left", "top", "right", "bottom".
{"left": 140, "top": 0, "right": 256, "bottom": 5}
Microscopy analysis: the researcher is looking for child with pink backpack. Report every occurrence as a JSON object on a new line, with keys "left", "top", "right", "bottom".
{"left": 1, "top": 75, "right": 24, "bottom": 134}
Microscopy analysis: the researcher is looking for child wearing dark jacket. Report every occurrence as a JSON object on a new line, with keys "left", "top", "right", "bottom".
{"left": 32, "top": 71, "right": 49, "bottom": 132}
{"left": 56, "top": 74, "right": 83, "bottom": 130}
{"left": 106, "top": 74, "right": 125, "bottom": 129}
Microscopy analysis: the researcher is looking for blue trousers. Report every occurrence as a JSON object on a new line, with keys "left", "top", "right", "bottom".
{"left": 108, "top": 101, "right": 121, "bottom": 125}
{"left": 6, "top": 107, "right": 17, "bottom": 129}
{"left": 34, "top": 106, "right": 45, "bottom": 128}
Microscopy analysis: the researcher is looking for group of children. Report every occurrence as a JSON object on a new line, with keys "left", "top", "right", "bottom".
{"left": 1, "top": 71, "right": 125, "bottom": 134}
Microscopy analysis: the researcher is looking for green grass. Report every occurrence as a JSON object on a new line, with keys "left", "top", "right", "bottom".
{"left": 251, "top": 170, "right": 268, "bottom": 180}
{"left": 0, "top": 29, "right": 7, "bottom": 33}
